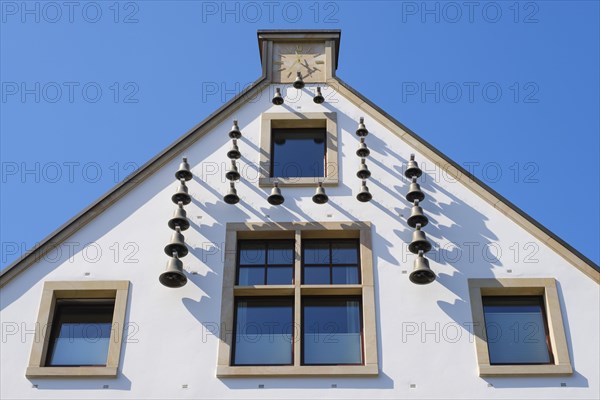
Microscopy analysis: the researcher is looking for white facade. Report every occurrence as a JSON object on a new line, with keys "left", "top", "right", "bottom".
{"left": 1, "top": 31, "right": 598, "bottom": 399}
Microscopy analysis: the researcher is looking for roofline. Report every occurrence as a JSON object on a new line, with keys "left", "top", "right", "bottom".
{"left": 0, "top": 71, "right": 270, "bottom": 287}
{"left": 330, "top": 76, "right": 599, "bottom": 279}
{"left": 2, "top": 31, "right": 598, "bottom": 287}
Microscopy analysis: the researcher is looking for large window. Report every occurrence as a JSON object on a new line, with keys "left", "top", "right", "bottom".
{"left": 27, "top": 280, "right": 129, "bottom": 378}
{"left": 468, "top": 278, "right": 572, "bottom": 376}
{"left": 218, "top": 221, "right": 377, "bottom": 377}
{"left": 258, "top": 112, "right": 338, "bottom": 187}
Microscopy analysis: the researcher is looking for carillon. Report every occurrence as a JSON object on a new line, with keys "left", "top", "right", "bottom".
{"left": 313, "top": 87, "right": 324, "bottom": 104}
{"left": 354, "top": 117, "right": 373, "bottom": 202}
{"left": 293, "top": 71, "right": 305, "bottom": 89}
{"left": 160, "top": 157, "right": 193, "bottom": 288}
{"left": 404, "top": 154, "right": 435, "bottom": 284}
{"left": 272, "top": 88, "right": 284, "bottom": 105}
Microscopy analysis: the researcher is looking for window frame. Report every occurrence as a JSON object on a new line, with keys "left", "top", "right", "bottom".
{"left": 217, "top": 221, "right": 378, "bottom": 377}
{"left": 259, "top": 112, "right": 338, "bottom": 187}
{"left": 26, "top": 280, "right": 130, "bottom": 378}
{"left": 468, "top": 278, "right": 573, "bottom": 376}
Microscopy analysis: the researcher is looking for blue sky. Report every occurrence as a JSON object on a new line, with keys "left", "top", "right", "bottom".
{"left": 1, "top": 1, "right": 599, "bottom": 268}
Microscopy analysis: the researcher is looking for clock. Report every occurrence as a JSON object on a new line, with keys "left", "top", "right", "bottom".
{"left": 272, "top": 42, "right": 326, "bottom": 83}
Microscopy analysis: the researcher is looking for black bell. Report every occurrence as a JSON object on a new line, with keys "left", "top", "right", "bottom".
{"left": 224, "top": 182, "right": 240, "bottom": 204}
{"left": 408, "top": 224, "right": 432, "bottom": 254}
{"left": 227, "top": 139, "right": 241, "bottom": 160}
{"left": 175, "top": 157, "right": 193, "bottom": 181}
{"left": 225, "top": 160, "right": 240, "bottom": 181}
{"left": 228, "top": 120, "right": 242, "bottom": 139}
{"left": 267, "top": 182, "right": 284, "bottom": 205}
{"left": 356, "top": 138, "right": 370, "bottom": 158}
{"left": 171, "top": 179, "right": 192, "bottom": 205}
{"left": 293, "top": 72, "right": 305, "bottom": 89}
{"left": 404, "top": 153, "right": 423, "bottom": 179}
{"left": 407, "top": 200, "right": 428, "bottom": 228}
{"left": 356, "top": 117, "right": 369, "bottom": 137}
{"left": 272, "top": 88, "right": 284, "bottom": 105}
{"left": 159, "top": 253, "right": 188, "bottom": 288}
{"left": 168, "top": 201, "right": 190, "bottom": 231}
{"left": 357, "top": 158, "right": 371, "bottom": 180}
{"left": 356, "top": 180, "right": 372, "bottom": 202}
{"left": 409, "top": 250, "right": 436, "bottom": 285}
{"left": 164, "top": 226, "right": 188, "bottom": 257}
{"left": 406, "top": 177, "right": 425, "bottom": 203}
{"left": 312, "top": 182, "right": 329, "bottom": 204}
{"left": 313, "top": 87, "right": 324, "bottom": 104}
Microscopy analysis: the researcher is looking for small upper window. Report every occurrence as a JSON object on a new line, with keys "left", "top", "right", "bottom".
{"left": 46, "top": 300, "right": 115, "bottom": 366}
{"left": 271, "top": 128, "right": 326, "bottom": 178}
{"left": 259, "top": 112, "right": 338, "bottom": 187}
{"left": 482, "top": 296, "right": 553, "bottom": 365}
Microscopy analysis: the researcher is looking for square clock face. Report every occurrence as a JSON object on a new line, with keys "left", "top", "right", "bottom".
{"left": 272, "top": 42, "right": 326, "bottom": 83}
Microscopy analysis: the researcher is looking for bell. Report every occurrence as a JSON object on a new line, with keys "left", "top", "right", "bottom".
{"left": 357, "top": 158, "right": 371, "bottom": 179}
{"left": 409, "top": 250, "right": 436, "bottom": 285}
{"left": 272, "top": 88, "right": 284, "bottom": 105}
{"left": 225, "top": 160, "right": 240, "bottom": 181}
{"left": 159, "top": 253, "right": 188, "bottom": 288}
{"left": 293, "top": 72, "right": 305, "bottom": 89}
{"left": 175, "top": 157, "right": 193, "bottom": 181}
{"left": 168, "top": 201, "right": 190, "bottom": 231}
{"left": 164, "top": 226, "right": 188, "bottom": 257}
{"left": 406, "top": 177, "right": 425, "bottom": 203}
{"left": 227, "top": 139, "right": 241, "bottom": 160}
{"left": 312, "top": 182, "right": 329, "bottom": 204}
{"left": 223, "top": 182, "right": 240, "bottom": 204}
{"left": 313, "top": 87, "right": 324, "bottom": 104}
{"left": 356, "top": 138, "right": 370, "bottom": 158}
{"left": 171, "top": 179, "right": 192, "bottom": 205}
{"left": 408, "top": 224, "right": 432, "bottom": 254}
{"left": 356, "top": 180, "right": 372, "bottom": 202}
{"left": 228, "top": 120, "right": 242, "bottom": 139}
{"left": 407, "top": 200, "right": 428, "bottom": 228}
{"left": 404, "top": 153, "right": 423, "bottom": 178}
{"left": 267, "top": 182, "right": 284, "bottom": 205}
{"left": 356, "top": 117, "right": 369, "bottom": 137}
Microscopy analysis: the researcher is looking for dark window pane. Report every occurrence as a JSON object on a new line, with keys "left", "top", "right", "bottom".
{"left": 233, "top": 299, "right": 293, "bottom": 365}
{"left": 303, "top": 298, "right": 362, "bottom": 365}
{"left": 331, "top": 242, "right": 358, "bottom": 265}
{"left": 267, "top": 266, "right": 294, "bottom": 285}
{"left": 238, "top": 266, "right": 265, "bottom": 286}
{"left": 47, "top": 301, "right": 114, "bottom": 366}
{"left": 303, "top": 242, "right": 330, "bottom": 265}
{"left": 239, "top": 242, "right": 266, "bottom": 265}
{"left": 332, "top": 266, "right": 360, "bottom": 285}
{"left": 271, "top": 128, "right": 326, "bottom": 178}
{"left": 483, "top": 296, "right": 552, "bottom": 365}
{"left": 304, "top": 266, "right": 330, "bottom": 284}
{"left": 268, "top": 242, "right": 294, "bottom": 265}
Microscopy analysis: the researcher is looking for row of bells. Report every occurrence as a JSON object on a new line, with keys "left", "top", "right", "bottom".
{"left": 404, "top": 154, "right": 436, "bottom": 285}
{"left": 272, "top": 72, "right": 325, "bottom": 105}
{"left": 355, "top": 117, "right": 372, "bottom": 203}
{"left": 159, "top": 157, "right": 194, "bottom": 288}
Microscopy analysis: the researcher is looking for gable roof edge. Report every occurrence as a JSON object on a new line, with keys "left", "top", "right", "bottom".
{"left": 0, "top": 75, "right": 269, "bottom": 288}
{"left": 329, "top": 76, "right": 599, "bottom": 283}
